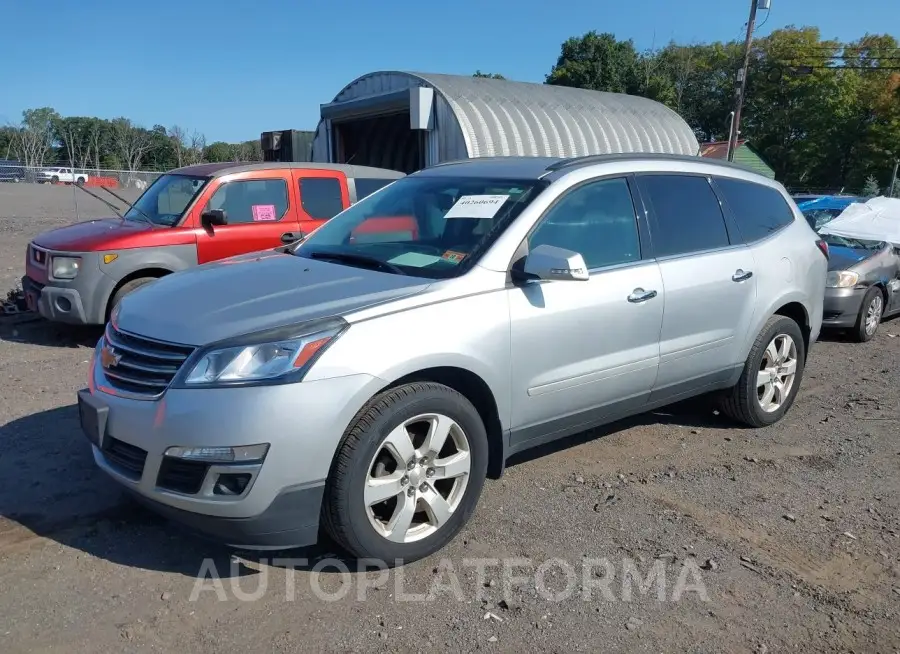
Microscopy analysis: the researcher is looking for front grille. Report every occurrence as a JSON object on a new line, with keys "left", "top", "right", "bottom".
{"left": 157, "top": 457, "right": 210, "bottom": 495}
{"left": 102, "top": 323, "right": 195, "bottom": 397}
{"left": 102, "top": 436, "right": 148, "bottom": 479}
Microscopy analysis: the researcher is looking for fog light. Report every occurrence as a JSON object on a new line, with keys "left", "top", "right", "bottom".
{"left": 213, "top": 473, "right": 252, "bottom": 496}
{"left": 164, "top": 444, "right": 269, "bottom": 463}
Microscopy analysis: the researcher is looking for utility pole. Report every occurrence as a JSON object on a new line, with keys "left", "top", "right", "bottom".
{"left": 890, "top": 160, "right": 899, "bottom": 197}
{"left": 727, "top": 0, "right": 763, "bottom": 161}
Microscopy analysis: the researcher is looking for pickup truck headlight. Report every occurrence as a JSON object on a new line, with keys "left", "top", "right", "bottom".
{"left": 51, "top": 256, "right": 81, "bottom": 279}
{"left": 826, "top": 270, "right": 859, "bottom": 288}
{"left": 179, "top": 318, "right": 347, "bottom": 387}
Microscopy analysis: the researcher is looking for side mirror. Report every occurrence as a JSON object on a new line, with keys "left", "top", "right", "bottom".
{"left": 201, "top": 209, "right": 227, "bottom": 229}
{"left": 518, "top": 244, "right": 589, "bottom": 282}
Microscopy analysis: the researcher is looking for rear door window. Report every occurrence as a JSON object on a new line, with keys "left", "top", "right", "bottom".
{"left": 355, "top": 177, "right": 394, "bottom": 200}
{"left": 714, "top": 177, "right": 795, "bottom": 242}
{"left": 639, "top": 174, "right": 731, "bottom": 257}
{"left": 299, "top": 177, "right": 344, "bottom": 220}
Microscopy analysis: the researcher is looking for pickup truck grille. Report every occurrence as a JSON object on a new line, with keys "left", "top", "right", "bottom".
{"left": 101, "top": 323, "right": 195, "bottom": 397}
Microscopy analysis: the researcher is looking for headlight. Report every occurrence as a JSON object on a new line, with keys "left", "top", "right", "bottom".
{"left": 51, "top": 256, "right": 81, "bottom": 279}
{"left": 826, "top": 270, "right": 859, "bottom": 288}
{"left": 179, "top": 318, "right": 347, "bottom": 387}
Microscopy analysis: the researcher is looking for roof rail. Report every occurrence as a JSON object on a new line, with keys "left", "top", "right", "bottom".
{"left": 543, "top": 152, "right": 758, "bottom": 175}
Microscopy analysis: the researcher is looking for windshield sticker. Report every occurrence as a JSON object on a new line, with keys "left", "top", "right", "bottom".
{"left": 444, "top": 194, "right": 510, "bottom": 219}
{"left": 251, "top": 204, "right": 277, "bottom": 221}
{"left": 387, "top": 252, "right": 443, "bottom": 267}
{"left": 441, "top": 250, "right": 467, "bottom": 264}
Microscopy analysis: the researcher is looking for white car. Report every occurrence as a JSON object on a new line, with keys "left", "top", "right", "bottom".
{"left": 39, "top": 167, "right": 88, "bottom": 185}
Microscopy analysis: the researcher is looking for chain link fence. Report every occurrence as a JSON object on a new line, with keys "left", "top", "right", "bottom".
{"left": 0, "top": 163, "right": 163, "bottom": 190}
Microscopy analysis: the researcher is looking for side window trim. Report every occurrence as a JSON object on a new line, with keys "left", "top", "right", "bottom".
{"left": 710, "top": 176, "right": 796, "bottom": 245}
{"left": 635, "top": 172, "right": 741, "bottom": 261}
{"left": 519, "top": 174, "right": 649, "bottom": 274}
{"left": 203, "top": 177, "right": 290, "bottom": 225}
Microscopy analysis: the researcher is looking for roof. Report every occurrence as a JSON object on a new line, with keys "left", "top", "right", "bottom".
{"left": 416, "top": 72, "right": 699, "bottom": 158}
{"left": 327, "top": 71, "right": 699, "bottom": 159}
{"left": 698, "top": 140, "right": 747, "bottom": 159}
{"left": 168, "top": 161, "right": 405, "bottom": 179}
{"left": 416, "top": 153, "right": 767, "bottom": 181}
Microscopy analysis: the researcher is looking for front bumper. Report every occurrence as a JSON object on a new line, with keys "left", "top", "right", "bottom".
{"left": 23, "top": 248, "right": 115, "bottom": 325}
{"left": 822, "top": 286, "right": 867, "bottom": 329}
{"left": 79, "top": 347, "right": 384, "bottom": 549}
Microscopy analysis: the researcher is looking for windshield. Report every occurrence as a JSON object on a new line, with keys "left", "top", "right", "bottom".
{"left": 820, "top": 233, "right": 882, "bottom": 250}
{"left": 292, "top": 175, "right": 547, "bottom": 278}
{"left": 802, "top": 207, "right": 844, "bottom": 230}
{"left": 125, "top": 174, "right": 208, "bottom": 227}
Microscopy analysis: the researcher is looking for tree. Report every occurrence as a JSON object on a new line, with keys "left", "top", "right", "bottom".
{"left": 13, "top": 107, "right": 60, "bottom": 168}
{"left": 861, "top": 174, "right": 881, "bottom": 197}
{"left": 110, "top": 118, "right": 153, "bottom": 171}
{"left": 473, "top": 71, "right": 506, "bottom": 80}
{"left": 546, "top": 32, "right": 640, "bottom": 93}
{"left": 204, "top": 141, "right": 235, "bottom": 162}
{"left": 169, "top": 125, "right": 206, "bottom": 167}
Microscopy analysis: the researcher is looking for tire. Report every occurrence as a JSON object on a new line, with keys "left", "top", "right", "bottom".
{"left": 75, "top": 177, "right": 85, "bottom": 186}
{"left": 51, "top": 175, "right": 59, "bottom": 184}
{"left": 108, "top": 277, "right": 157, "bottom": 319}
{"left": 322, "top": 382, "right": 489, "bottom": 564}
{"left": 720, "top": 315, "right": 806, "bottom": 428}
{"left": 851, "top": 287, "right": 883, "bottom": 343}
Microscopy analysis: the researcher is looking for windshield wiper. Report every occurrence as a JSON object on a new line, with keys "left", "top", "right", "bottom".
{"left": 101, "top": 187, "right": 157, "bottom": 229}
{"left": 307, "top": 251, "right": 407, "bottom": 275}
{"left": 74, "top": 184, "right": 128, "bottom": 221}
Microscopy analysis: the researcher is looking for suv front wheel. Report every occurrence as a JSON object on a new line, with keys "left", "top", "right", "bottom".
{"left": 322, "top": 382, "right": 488, "bottom": 564}
{"left": 720, "top": 315, "right": 806, "bottom": 427}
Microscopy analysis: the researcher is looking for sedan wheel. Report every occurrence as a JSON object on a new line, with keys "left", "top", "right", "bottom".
{"left": 365, "top": 413, "right": 471, "bottom": 543}
{"left": 865, "top": 294, "right": 883, "bottom": 337}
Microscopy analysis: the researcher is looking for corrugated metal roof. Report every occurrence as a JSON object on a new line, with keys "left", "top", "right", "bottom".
{"left": 408, "top": 72, "right": 700, "bottom": 158}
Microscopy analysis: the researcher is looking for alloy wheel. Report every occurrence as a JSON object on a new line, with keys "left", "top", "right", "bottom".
{"left": 756, "top": 334, "right": 798, "bottom": 413}
{"left": 364, "top": 413, "right": 471, "bottom": 543}
{"left": 865, "top": 294, "right": 883, "bottom": 336}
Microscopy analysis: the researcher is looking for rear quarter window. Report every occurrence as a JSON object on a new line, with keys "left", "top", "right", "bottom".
{"left": 355, "top": 177, "right": 394, "bottom": 200}
{"left": 714, "top": 177, "right": 795, "bottom": 243}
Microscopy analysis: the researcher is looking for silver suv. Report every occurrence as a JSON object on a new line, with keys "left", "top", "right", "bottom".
{"left": 77, "top": 154, "right": 828, "bottom": 563}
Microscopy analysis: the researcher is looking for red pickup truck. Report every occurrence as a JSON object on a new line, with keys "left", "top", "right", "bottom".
{"left": 22, "top": 162, "right": 405, "bottom": 325}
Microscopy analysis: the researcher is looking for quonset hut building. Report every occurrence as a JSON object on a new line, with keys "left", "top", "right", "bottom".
{"left": 312, "top": 71, "right": 700, "bottom": 173}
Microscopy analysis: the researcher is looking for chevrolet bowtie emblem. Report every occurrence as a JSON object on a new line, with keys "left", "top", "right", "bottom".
{"left": 100, "top": 343, "right": 122, "bottom": 369}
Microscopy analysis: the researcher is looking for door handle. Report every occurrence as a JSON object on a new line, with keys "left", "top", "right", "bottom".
{"left": 627, "top": 288, "right": 658, "bottom": 303}
{"left": 281, "top": 231, "right": 303, "bottom": 244}
{"left": 732, "top": 269, "right": 753, "bottom": 282}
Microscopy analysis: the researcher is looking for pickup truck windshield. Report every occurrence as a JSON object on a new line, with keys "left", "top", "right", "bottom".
{"left": 293, "top": 175, "right": 547, "bottom": 278}
{"left": 125, "top": 173, "right": 208, "bottom": 227}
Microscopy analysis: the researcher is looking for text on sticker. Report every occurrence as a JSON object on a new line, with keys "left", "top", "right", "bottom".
{"left": 444, "top": 195, "right": 510, "bottom": 219}
{"left": 252, "top": 204, "right": 277, "bottom": 221}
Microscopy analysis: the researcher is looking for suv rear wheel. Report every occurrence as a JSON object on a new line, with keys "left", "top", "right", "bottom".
{"left": 720, "top": 315, "right": 806, "bottom": 427}
{"left": 322, "top": 382, "right": 488, "bottom": 563}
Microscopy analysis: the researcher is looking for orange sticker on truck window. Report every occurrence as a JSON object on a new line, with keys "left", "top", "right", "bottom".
{"left": 251, "top": 204, "right": 277, "bottom": 221}
{"left": 441, "top": 250, "right": 467, "bottom": 263}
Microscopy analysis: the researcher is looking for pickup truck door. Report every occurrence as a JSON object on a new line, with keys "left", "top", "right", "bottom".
{"left": 193, "top": 170, "right": 302, "bottom": 264}
{"left": 292, "top": 169, "right": 350, "bottom": 238}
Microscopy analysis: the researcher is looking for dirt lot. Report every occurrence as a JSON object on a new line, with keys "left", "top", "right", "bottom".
{"left": 1, "top": 184, "right": 898, "bottom": 653}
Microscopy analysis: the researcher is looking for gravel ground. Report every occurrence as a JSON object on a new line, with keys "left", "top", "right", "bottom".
{"left": 1, "top": 185, "right": 899, "bottom": 653}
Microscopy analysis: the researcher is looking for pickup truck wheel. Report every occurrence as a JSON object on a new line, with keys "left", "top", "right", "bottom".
{"left": 108, "top": 277, "right": 157, "bottom": 319}
{"left": 852, "top": 287, "right": 883, "bottom": 343}
{"left": 75, "top": 177, "right": 85, "bottom": 186}
{"left": 719, "top": 315, "right": 806, "bottom": 428}
{"left": 322, "top": 382, "right": 488, "bottom": 564}
{"left": 51, "top": 175, "right": 59, "bottom": 184}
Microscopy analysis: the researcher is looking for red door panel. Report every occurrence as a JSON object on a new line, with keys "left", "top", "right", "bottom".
{"left": 193, "top": 172, "right": 301, "bottom": 264}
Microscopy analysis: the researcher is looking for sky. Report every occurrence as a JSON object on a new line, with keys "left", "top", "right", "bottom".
{"left": 2, "top": 0, "right": 897, "bottom": 143}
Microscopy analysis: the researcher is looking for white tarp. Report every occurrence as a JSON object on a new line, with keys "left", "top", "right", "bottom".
{"left": 819, "top": 196, "right": 900, "bottom": 245}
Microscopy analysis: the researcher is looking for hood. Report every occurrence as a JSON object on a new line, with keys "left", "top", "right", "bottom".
{"left": 827, "top": 245, "right": 872, "bottom": 272}
{"left": 116, "top": 250, "right": 433, "bottom": 345}
{"left": 33, "top": 218, "right": 151, "bottom": 251}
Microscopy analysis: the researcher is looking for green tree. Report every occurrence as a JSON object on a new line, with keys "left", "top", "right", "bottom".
{"left": 546, "top": 31, "right": 640, "bottom": 93}
{"left": 205, "top": 141, "right": 236, "bottom": 162}
{"left": 861, "top": 174, "right": 881, "bottom": 196}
